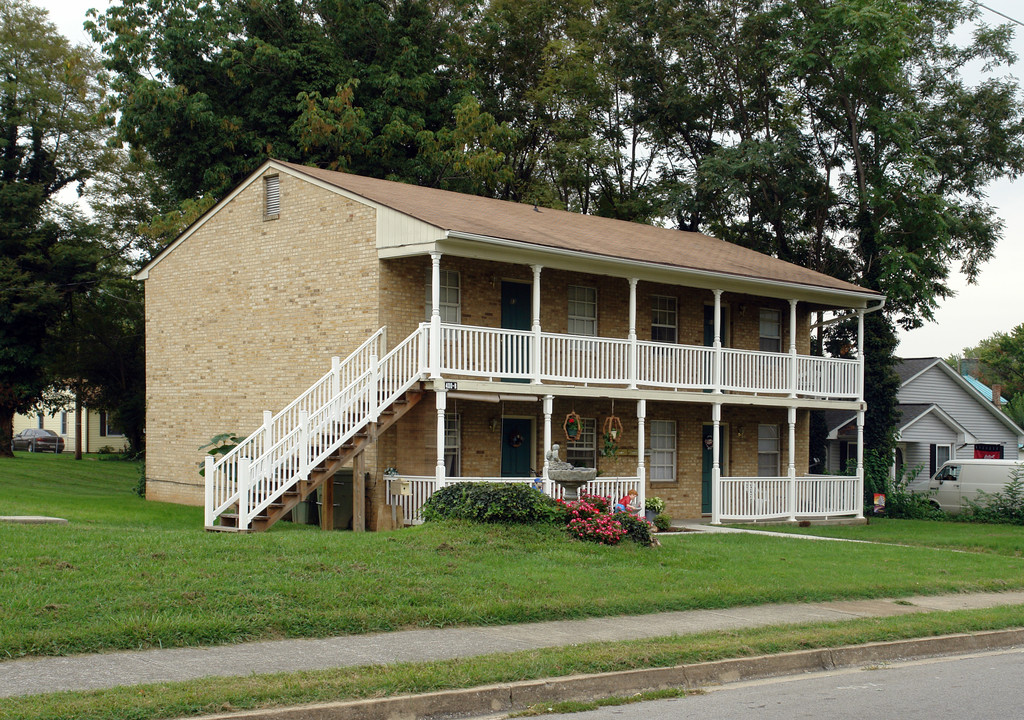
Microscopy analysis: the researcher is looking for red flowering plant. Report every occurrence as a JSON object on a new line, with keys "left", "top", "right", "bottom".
{"left": 566, "top": 514, "right": 626, "bottom": 545}
{"left": 578, "top": 492, "right": 611, "bottom": 513}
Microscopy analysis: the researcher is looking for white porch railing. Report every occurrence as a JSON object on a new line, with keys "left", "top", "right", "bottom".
{"left": 636, "top": 343, "right": 714, "bottom": 390}
{"left": 720, "top": 349, "right": 791, "bottom": 394}
{"left": 718, "top": 475, "right": 860, "bottom": 522}
{"left": 796, "top": 356, "right": 860, "bottom": 397}
{"left": 796, "top": 475, "right": 860, "bottom": 516}
{"left": 388, "top": 476, "right": 642, "bottom": 525}
{"left": 437, "top": 323, "right": 859, "bottom": 399}
{"left": 205, "top": 327, "right": 424, "bottom": 530}
{"left": 205, "top": 320, "right": 860, "bottom": 530}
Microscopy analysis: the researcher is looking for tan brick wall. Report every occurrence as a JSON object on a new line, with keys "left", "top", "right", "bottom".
{"left": 144, "top": 170, "right": 380, "bottom": 504}
{"left": 145, "top": 183, "right": 821, "bottom": 512}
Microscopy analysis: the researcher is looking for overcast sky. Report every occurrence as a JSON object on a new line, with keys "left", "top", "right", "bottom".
{"left": 37, "top": 0, "right": 1024, "bottom": 361}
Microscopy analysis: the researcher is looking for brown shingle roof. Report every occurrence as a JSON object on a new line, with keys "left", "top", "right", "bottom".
{"left": 281, "top": 161, "right": 877, "bottom": 296}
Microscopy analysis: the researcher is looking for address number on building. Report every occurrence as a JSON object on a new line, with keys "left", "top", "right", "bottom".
{"left": 444, "top": 381, "right": 458, "bottom": 391}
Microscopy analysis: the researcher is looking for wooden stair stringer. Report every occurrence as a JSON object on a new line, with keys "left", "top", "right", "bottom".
{"left": 248, "top": 385, "right": 425, "bottom": 532}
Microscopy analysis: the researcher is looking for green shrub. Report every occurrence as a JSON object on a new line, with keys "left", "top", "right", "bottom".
{"left": 962, "top": 468, "right": 1024, "bottom": 525}
{"left": 134, "top": 461, "right": 147, "bottom": 498}
{"left": 645, "top": 496, "right": 665, "bottom": 513}
{"left": 616, "top": 513, "right": 655, "bottom": 545}
{"left": 421, "top": 482, "right": 562, "bottom": 524}
{"left": 653, "top": 513, "right": 672, "bottom": 531}
{"left": 877, "top": 465, "right": 943, "bottom": 520}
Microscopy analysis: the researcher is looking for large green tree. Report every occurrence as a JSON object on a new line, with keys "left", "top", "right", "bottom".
{"left": 90, "top": 0, "right": 512, "bottom": 223}
{"left": 0, "top": 0, "right": 110, "bottom": 457}
{"left": 91, "top": 0, "right": 1024, "bottom": 475}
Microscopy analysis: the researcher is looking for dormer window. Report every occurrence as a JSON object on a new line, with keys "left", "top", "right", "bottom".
{"left": 264, "top": 175, "right": 280, "bottom": 219}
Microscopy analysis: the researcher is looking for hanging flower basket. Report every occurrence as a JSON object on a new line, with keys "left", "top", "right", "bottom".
{"left": 601, "top": 415, "right": 623, "bottom": 457}
{"left": 563, "top": 411, "right": 582, "bottom": 441}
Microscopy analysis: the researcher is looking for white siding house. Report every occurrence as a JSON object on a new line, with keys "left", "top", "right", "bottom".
{"left": 824, "top": 358, "right": 1024, "bottom": 480}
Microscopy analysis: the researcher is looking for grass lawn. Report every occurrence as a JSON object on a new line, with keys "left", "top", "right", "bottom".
{"left": 740, "top": 518, "right": 1024, "bottom": 556}
{"left": 3, "top": 453, "right": 1024, "bottom": 660}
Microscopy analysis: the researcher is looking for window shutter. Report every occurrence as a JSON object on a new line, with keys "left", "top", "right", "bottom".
{"left": 929, "top": 445, "right": 936, "bottom": 477}
{"left": 264, "top": 175, "right": 280, "bottom": 217}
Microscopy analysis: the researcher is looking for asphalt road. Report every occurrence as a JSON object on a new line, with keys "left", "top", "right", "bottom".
{"left": 515, "top": 647, "right": 1024, "bottom": 720}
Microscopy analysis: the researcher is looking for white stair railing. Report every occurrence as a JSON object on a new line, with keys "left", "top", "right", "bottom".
{"left": 205, "top": 326, "right": 427, "bottom": 529}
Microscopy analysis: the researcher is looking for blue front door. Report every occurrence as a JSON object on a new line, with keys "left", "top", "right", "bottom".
{"left": 501, "top": 417, "right": 533, "bottom": 477}
{"left": 501, "top": 281, "right": 531, "bottom": 381}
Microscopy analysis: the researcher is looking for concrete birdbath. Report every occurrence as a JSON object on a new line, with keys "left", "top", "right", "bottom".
{"left": 546, "top": 444, "right": 597, "bottom": 502}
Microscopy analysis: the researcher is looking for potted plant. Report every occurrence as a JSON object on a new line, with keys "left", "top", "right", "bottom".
{"left": 644, "top": 496, "right": 665, "bottom": 522}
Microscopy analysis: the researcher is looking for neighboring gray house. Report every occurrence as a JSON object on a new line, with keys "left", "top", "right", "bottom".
{"left": 823, "top": 358, "right": 1024, "bottom": 480}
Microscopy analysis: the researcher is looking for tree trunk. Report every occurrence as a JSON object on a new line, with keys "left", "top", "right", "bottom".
{"left": 74, "top": 397, "right": 83, "bottom": 460}
{"left": 0, "top": 407, "right": 14, "bottom": 459}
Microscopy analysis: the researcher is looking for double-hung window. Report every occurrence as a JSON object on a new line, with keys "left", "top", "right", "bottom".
{"left": 426, "top": 269, "right": 461, "bottom": 323}
{"left": 651, "top": 295, "right": 678, "bottom": 343}
{"left": 649, "top": 420, "right": 677, "bottom": 482}
{"left": 566, "top": 418, "right": 597, "bottom": 468}
{"left": 757, "top": 424, "right": 780, "bottom": 477}
{"left": 759, "top": 309, "right": 782, "bottom": 352}
{"left": 444, "top": 413, "right": 461, "bottom": 476}
{"left": 568, "top": 286, "right": 597, "bottom": 336}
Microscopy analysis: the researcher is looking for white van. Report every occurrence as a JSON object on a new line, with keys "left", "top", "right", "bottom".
{"left": 907, "top": 459, "right": 1023, "bottom": 514}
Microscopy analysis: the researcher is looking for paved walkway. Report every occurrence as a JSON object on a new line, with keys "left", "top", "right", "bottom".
{"left": 5, "top": 589, "right": 1024, "bottom": 699}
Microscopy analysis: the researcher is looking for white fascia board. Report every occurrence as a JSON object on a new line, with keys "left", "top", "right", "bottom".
{"left": 442, "top": 230, "right": 881, "bottom": 308}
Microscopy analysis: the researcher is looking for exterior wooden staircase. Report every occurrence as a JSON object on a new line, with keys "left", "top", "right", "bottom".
{"left": 212, "top": 387, "right": 423, "bottom": 532}
{"left": 204, "top": 325, "right": 427, "bottom": 532}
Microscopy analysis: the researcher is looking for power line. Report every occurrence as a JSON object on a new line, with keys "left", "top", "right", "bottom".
{"left": 971, "top": 1, "right": 1024, "bottom": 28}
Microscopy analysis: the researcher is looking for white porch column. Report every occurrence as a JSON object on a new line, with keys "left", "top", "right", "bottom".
{"left": 787, "top": 406, "right": 797, "bottom": 522}
{"left": 531, "top": 265, "right": 543, "bottom": 384}
{"left": 713, "top": 289, "right": 723, "bottom": 394}
{"left": 628, "top": 278, "right": 639, "bottom": 389}
{"left": 636, "top": 398, "right": 647, "bottom": 511}
{"left": 429, "top": 252, "right": 442, "bottom": 380}
{"left": 857, "top": 309, "right": 866, "bottom": 402}
{"left": 857, "top": 308, "right": 866, "bottom": 519}
{"left": 711, "top": 402, "right": 722, "bottom": 524}
{"left": 856, "top": 409, "right": 865, "bottom": 519}
{"left": 789, "top": 299, "right": 798, "bottom": 398}
{"left": 542, "top": 394, "right": 553, "bottom": 485}
{"left": 435, "top": 390, "right": 447, "bottom": 487}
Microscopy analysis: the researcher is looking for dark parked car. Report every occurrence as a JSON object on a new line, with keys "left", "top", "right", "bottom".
{"left": 12, "top": 428, "right": 65, "bottom": 453}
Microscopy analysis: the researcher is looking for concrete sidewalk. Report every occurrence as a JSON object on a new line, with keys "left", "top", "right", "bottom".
{"left": 4, "top": 589, "right": 1024, "bottom": 699}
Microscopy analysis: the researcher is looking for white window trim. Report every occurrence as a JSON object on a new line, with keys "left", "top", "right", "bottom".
{"left": 425, "top": 269, "right": 461, "bottom": 324}
{"left": 759, "top": 308, "right": 782, "bottom": 353}
{"left": 568, "top": 285, "right": 597, "bottom": 336}
{"left": 444, "top": 412, "right": 461, "bottom": 477}
{"left": 651, "top": 295, "right": 678, "bottom": 344}
{"left": 566, "top": 417, "right": 597, "bottom": 468}
{"left": 758, "top": 424, "right": 781, "bottom": 477}
{"left": 934, "top": 443, "right": 952, "bottom": 468}
{"left": 649, "top": 420, "right": 677, "bottom": 483}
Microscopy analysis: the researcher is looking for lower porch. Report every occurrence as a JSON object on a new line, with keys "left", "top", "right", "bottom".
{"left": 384, "top": 473, "right": 862, "bottom": 525}
{"left": 374, "top": 390, "right": 864, "bottom": 525}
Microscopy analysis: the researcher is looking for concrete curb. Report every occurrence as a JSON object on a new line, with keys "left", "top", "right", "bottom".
{"left": 189, "top": 627, "right": 1024, "bottom": 720}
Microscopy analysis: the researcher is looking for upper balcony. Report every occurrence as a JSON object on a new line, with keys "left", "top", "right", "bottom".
{"left": 431, "top": 323, "right": 860, "bottom": 400}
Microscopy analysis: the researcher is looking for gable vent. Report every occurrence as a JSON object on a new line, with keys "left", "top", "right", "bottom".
{"left": 264, "top": 175, "right": 280, "bottom": 218}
